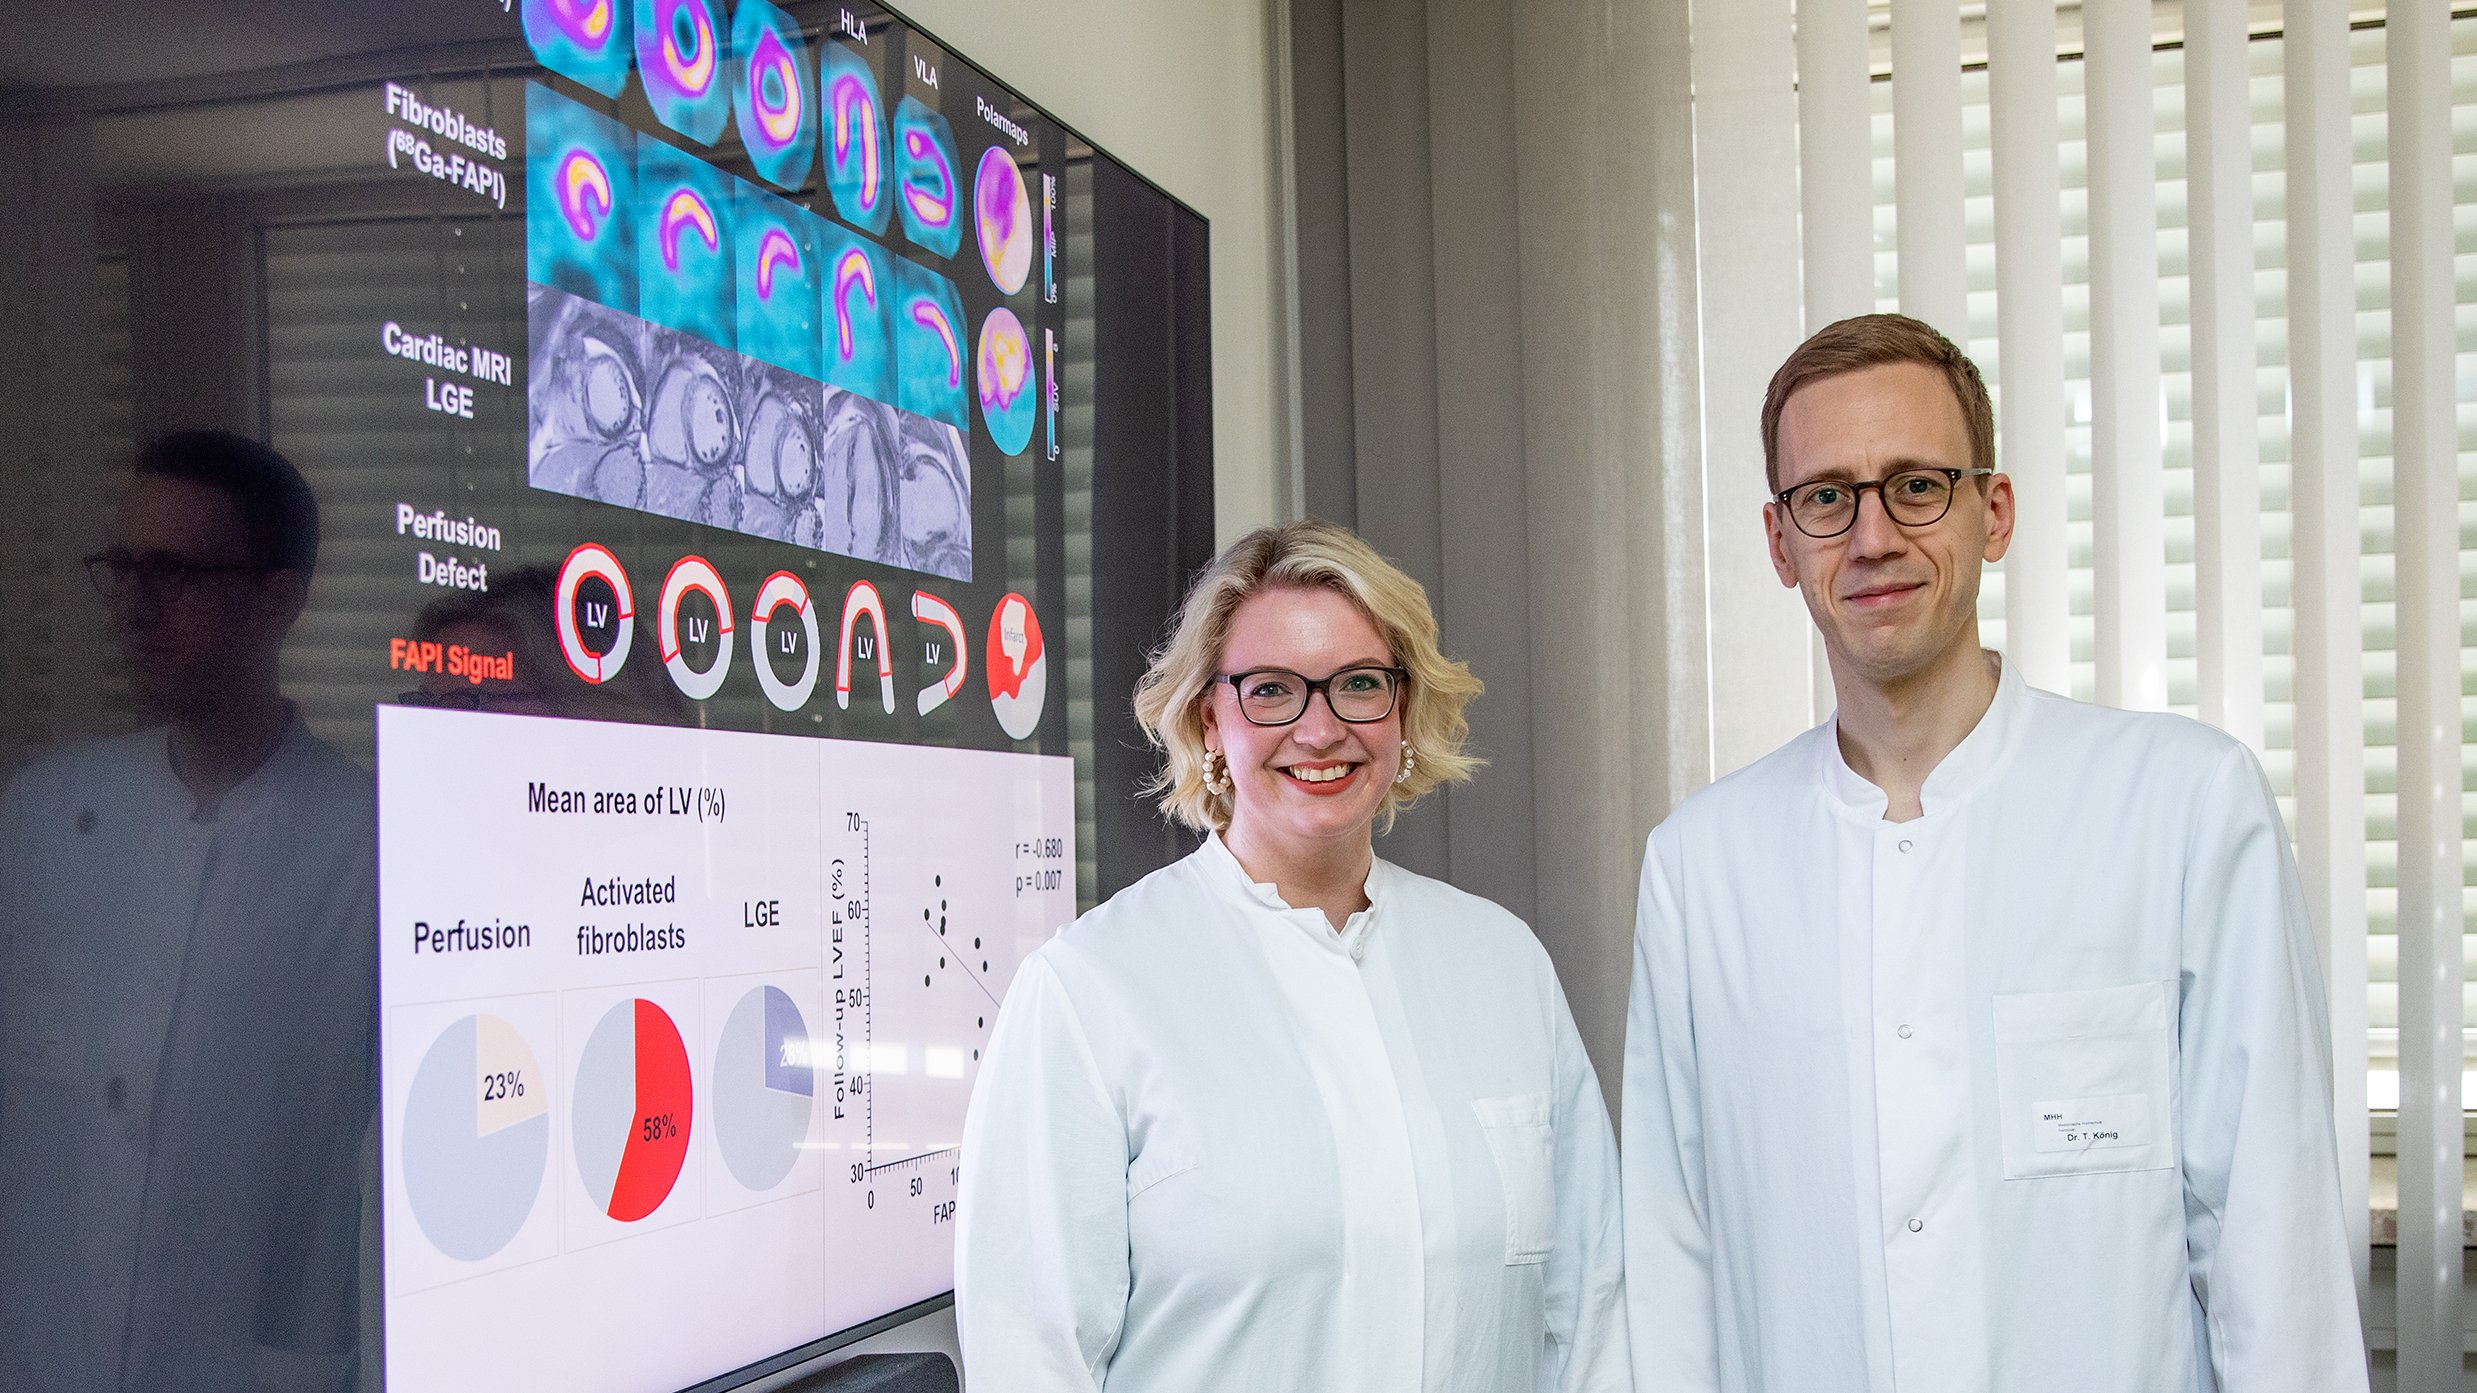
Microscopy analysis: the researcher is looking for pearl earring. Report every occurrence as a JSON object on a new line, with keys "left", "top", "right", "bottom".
{"left": 1396, "top": 743, "right": 1417, "bottom": 786}
{"left": 1203, "top": 748, "right": 1230, "bottom": 796}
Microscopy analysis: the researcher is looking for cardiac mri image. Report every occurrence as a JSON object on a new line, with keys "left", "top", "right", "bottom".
{"left": 737, "top": 365, "right": 823, "bottom": 544}
{"left": 521, "top": 0, "right": 633, "bottom": 97}
{"left": 530, "top": 284, "right": 972, "bottom": 581}
{"left": 735, "top": 186, "right": 822, "bottom": 378}
{"left": 637, "top": 331, "right": 745, "bottom": 526}
{"left": 816, "top": 389, "right": 972, "bottom": 582}
{"left": 819, "top": 221, "right": 894, "bottom": 403}
{"left": 528, "top": 85, "right": 638, "bottom": 312}
{"left": 974, "top": 145, "right": 1033, "bottom": 296}
{"left": 894, "top": 258, "right": 966, "bottom": 431}
{"left": 730, "top": 0, "right": 813, "bottom": 189}
{"left": 975, "top": 306, "right": 1034, "bottom": 457}
{"left": 633, "top": 0, "right": 731, "bottom": 144}
{"left": 891, "top": 95, "right": 961, "bottom": 260}
{"left": 822, "top": 42, "right": 892, "bottom": 237}
{"left": 527, "top": 289, "right": 651, "bottom": 508}
{"left": 637, "top": 141, "right": 736, "bottom": 351}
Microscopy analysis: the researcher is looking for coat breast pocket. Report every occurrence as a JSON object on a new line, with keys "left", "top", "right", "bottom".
{"left": 1471, "top": 1093, "right": 1554, "bottom": 1265}
{"left": 1125, "top": 1145, "right": 1200, "bottom": 1200}
{"left": 1991, "top": 981, "right": 2177, "bottom": 1180}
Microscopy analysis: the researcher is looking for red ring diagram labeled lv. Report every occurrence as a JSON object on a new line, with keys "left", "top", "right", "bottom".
{"left": 555, "top": 542, "right": 636, "bottom": 683}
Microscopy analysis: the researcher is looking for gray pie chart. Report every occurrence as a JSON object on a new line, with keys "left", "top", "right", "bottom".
{"left": 713, "top": 984, "right": 815, "bottom": 1191}
{"left": 402, "top": 1013, "right": 550, "bottom": 1261}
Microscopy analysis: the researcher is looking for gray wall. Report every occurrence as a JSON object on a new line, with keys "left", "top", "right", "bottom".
{"left": 1288, "top": 0, "right": 1717, "bottom": 1109}
{"left": 899, "top": 0, "right": 1299, "bottom": 542}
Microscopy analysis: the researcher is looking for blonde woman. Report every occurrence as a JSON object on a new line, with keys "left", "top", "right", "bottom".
{"left": 956, "top": 521, "right": 1626, "bottom": 1392}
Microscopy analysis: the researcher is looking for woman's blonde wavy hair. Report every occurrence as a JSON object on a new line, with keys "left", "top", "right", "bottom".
{"left": 1133, "top": 520, "right": 1483, "bottom": 834}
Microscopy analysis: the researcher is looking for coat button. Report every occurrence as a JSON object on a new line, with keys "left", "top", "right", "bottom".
{"left": 1907, "top": 1217, "right": 1924, "bottom": 1233}
{"left": 1896, "top": 1024, "right": 1913, "bottom": 1040}
{"left": 1897, "top": 839, "right": 1914, "bottom": 853}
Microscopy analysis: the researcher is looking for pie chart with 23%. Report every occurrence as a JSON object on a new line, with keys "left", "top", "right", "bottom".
{"left": 402, "top": 1013, "right": 550, "bottom": 1262}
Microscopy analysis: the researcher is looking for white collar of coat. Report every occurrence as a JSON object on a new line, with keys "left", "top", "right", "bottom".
{"left": 1817, "top": 648, "right": 2025, "bottom": 822}
{"left": 149, "top": 701, "right": 318, "bottom": 828}
{"left": 1194, "top": 830, "right": 1392, "bottom": 953}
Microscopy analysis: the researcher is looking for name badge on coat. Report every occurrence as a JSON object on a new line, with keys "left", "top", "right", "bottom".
{"left": 1990, "top": 981, "right": 2177, "bottom": 1180}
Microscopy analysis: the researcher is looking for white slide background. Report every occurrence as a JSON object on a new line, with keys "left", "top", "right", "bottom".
{"left": 377, "top": 706, "right": 1074, "bottom": 1392}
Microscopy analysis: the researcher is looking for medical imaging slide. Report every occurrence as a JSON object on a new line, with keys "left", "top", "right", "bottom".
{"left": 732, "top": 1, "right": 815, "bottom": 189}
{"left": 372, "top": 4, "right": 1087, "bottom": 1390}
{"left": 379, "top": 708, "right": 1074, "bottom": 1391}
{"left": 637, "top": 0, "right": 734, "bottom": 145}
{"left": 891, "top": 94, "right": 961, "bottom": 260}
{"left": 522, "top": 12, "right": 1055, "bottom": 572}
{"left": 821, "top": 39, "right": 894, "bottom": 236}
{"left": 524, "top": 0, "right": 634, "bottom": 96}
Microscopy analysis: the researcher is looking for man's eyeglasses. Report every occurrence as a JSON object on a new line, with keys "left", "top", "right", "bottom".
{"left": 84, "top": 548, "right": 268, "bottom": 601}
{"left": 1214, "top": 666, "right": 1405, "bottom": 727}
{"left": 1773, "top": 467, "right": 1996, "bottom": 539}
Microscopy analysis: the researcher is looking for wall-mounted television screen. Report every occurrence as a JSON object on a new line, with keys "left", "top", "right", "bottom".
{"left": 0, "top": 2, "right": 1212, "bottom": 1389}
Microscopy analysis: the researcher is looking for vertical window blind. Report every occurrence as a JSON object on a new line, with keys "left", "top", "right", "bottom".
{"left": 1867, "top": 13, "right": 2477, "bottom": 1119}
{"left": 1781, "top": 0, "right": 2475, "bottom": 1370}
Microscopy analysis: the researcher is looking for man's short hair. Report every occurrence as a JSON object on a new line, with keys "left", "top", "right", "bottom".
{"left": 1759, "top": 313, "right": 1996, "bottom": 492}
{"left": 134, "top": 429, "right": 320, "bottom": 574}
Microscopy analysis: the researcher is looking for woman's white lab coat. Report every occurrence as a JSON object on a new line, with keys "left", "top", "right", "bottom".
{"left": 956, "top": 835, "right": 1626, "bottom": 1392}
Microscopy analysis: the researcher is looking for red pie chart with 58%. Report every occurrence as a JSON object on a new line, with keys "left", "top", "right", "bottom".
{"left": 571, "top": 998, "right": 694, "bottom": 1221}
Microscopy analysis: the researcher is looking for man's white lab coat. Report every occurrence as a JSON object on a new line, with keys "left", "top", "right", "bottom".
{"left": 0, "top": 719, "right": 376, "bottom": 1393}
{"left": 1623, "top": 655, "right": 2364, "bottom": 1392}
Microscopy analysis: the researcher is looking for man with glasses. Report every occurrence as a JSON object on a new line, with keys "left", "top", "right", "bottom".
{"left": 1621, "top": 315, "right": 2364, "bottom": 1391}
{"left": 0, "top": 430, "right": 374, "bottom": 1391}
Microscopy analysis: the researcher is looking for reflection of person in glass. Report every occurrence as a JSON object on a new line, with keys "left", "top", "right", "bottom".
{"left": 0, "top": 431, "right": 374, "bottom": 1392}
{"left": 955, "top": 521, "right": 1628, "bottom": 1391}
{"left": 399, "top": 563, "right": 687, "bottom": 724}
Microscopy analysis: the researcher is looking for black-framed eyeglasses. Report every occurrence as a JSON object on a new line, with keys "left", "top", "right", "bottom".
{"left": 398, "top": 687, "right": 556, "bottom": 712}
{"left": 397, "top": 688, "right": 489, "bottom": 710}
{"left": 1214, "top": 665, "right": 1405, "bottom": 726}
{"left": 83, "top": 548, "right": 269, "bottom": 601}
{"left": 1772, "top": 467, "right": 1996, "bottom": 539}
